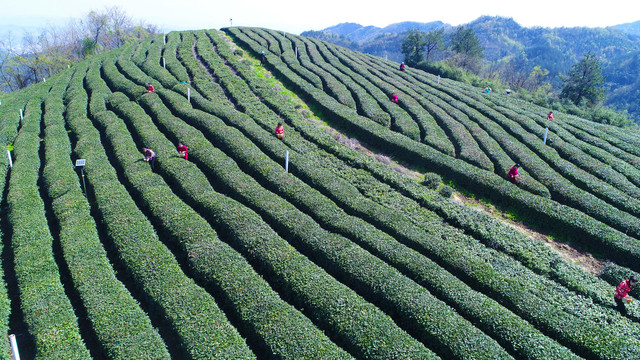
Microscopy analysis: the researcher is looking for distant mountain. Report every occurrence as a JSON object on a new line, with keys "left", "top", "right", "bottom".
{"left": 611, "top": 20, "right": 640, "bottom": 37}
{"left": 315, "top": 21, "right": 450, "bottom": 43}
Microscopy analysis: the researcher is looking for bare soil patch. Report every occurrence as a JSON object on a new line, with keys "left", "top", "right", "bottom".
{"left": 452, "top": 193, "right": 606, "bottom": 275}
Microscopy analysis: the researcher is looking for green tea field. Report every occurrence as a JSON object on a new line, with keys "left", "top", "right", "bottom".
{"left": 0, "top": 27, "right": 639, "bottom": 359}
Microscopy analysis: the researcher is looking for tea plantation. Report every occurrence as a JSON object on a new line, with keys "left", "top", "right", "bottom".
{"left": 0, "top": 27, "right": 639, "bottom": 359}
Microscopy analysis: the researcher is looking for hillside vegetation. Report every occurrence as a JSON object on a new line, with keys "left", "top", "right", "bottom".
{"left": 303, "top": 17, "right": 640, "bottom": 121}
{"left": 0, "top": 27, "right": 639, "bottom": 359}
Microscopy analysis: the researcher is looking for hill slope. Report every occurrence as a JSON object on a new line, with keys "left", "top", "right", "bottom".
{"left": 0, "top": 27, "right": 639, "bottom": 359}
{"left": 303, "top": 17, "right": 640, "bottom": 119}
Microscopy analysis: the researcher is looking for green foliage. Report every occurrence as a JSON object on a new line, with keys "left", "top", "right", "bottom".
{"left": 424, "top": 29, "right": 445, "bottom": 62}
{"left": 7, "top": 85, "right": 91, "bottom": 359}
{"left": 422, "top": 172, "right": 442, "bottom": 189}
{"left": 48, "top": 64, "right": 171, "bottom": 359}
{"left": 438, "top": 184, "right": 454, "bottom": 198}
{"left": 449, "top": 26, "right": 484, "bottom": 72}
{"left": 8, "top": 26, "right": 640, "bottom": 359}
{"left": 81, "top": 38, "right": 100, "bottom": 57}
{"left": 560, "top": 52, "right": 607, "bottom": 106}
{"left": 84, "top": 53, "right": 256, "bottom": 359}
{"left": 401, "top": 29, "right": 427, "bottom": 66}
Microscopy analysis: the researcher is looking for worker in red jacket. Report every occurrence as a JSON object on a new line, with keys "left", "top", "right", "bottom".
{"left": 508, "top": 163, "right": 520, "bottom": 184}
{"left": 614, "top": 275, "right": 638, "bottom": 316}
{"left": 391, "top": 94, "right": 399, "bottom": 103}
{"left": 147, "top": 83, "right": 155, "bottom": 93}
{"left": 177, "top": 143, "right": 188, "bottom": 160}
{"left": 400, "top": 62, "right": 405, "bottom": 72}
{"left": 275, "top": 122, "right": 284, "bottom": 140}
{"left": 547, "top": 111, "right": 554, "bottom": 121}
{"left": 142, "top": 148, "right": 156, "bottom": 170}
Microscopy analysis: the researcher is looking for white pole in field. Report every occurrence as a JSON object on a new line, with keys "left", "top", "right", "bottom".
{"left": 437, "top": 75, "right": 440, "bottom": 84}
{"left": 543, "top": 127, "right": 549, "bottom": 144}
{"left": 7, "top": 150, "right": 12, "bottom": 169}
{"left": 19, "top": 109, "right": 23, "bottom": 121}
{"left": 43, "top": 77, "right": 46, "bottom": 82}
{"left": 187, "top": 88, "right": 191, "bottom": 103}
{"left": 9, "top": 334, "right": 20, "bottom": 360}
{"left": 295, "top": 46, "right": 298, "bottom": 58}
{"left": 285, "top": 151, "right": 289, "bottom": 173}
{"left": 163, "top": 57, "right": 166, "bottom": 68}
{"left": 163, "top": 34, "right": 166, "bottom": 45}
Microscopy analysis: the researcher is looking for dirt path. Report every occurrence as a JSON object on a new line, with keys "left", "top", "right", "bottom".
{"left": 223, "top": 36, "right": 605, "bottom": 276}
{"left": 320, "top": 124, "right": 606, "bottom": 275}
{"left": 452, "top": 193, "right": 606, "bottom": 275}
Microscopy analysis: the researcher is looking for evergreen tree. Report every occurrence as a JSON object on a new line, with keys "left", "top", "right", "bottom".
{"left": 560, "top": 52, "right": 607, "bottom": 106}
{"left": 449, "top": 26, "right": 483, "bottom": 72}
{"left": 401, "top": 29, "right": 426, "bottom": 66}
{"left": 424, "top": 29, "right": 445, "bottom": 62}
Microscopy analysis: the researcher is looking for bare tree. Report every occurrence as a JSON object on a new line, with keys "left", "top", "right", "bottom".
{"left": 0, "top": 6, "right": 157, "bottom": 92}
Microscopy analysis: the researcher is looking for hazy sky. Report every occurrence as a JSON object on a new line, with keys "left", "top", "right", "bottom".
{"left": 2, "top": 0, "right": 639, "bottom": 35}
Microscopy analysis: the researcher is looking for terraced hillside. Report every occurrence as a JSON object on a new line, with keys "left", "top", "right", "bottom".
{"left": 0, "top": 27, "right": 639, "bottom": 359}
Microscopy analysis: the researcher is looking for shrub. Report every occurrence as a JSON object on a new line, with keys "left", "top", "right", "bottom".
{"left": 422, "top": 172, "right": 442, "bottom": 189}
{"left": 439, "top": 184, "right": 455, "bottom": 198}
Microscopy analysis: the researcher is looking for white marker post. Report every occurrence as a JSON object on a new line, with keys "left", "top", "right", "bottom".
{"left": 437, "top": 75, "right": 440, "bottom": 84}
{"left": 9, "top": 334, "right": 20, "bottom": 360}
{"left": 43, "top": 77, "right": 46, "bottom": 82}
{"left": 163, "top": 34, "right": 166, "bottom": 45}
{"left": 163, "top": 57, "right": 166, "bottom": 69}
{"left": 76, "top": 159, "right": 87, "bottom": 196}
{"left": 285, "top": 151, "right": 289, "bottom": 173}
{"left": 543, "top": 127, "right": 549, "bottom": 144}
{"left": 7, "top": 150, "right": 12, "bottom": 169}
{"left": 295, "top": 46, "right": 298, "bottom": 58}
{"left": 187, "top": 88, "right": 191, "bottom": 103}
{"left": 19, "top": 109, "right": 23, "bottom": 121}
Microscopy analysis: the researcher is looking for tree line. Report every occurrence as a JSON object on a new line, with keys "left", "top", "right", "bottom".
{"left": 0, "top": 7, "right": 158, "bottom": 92}
{"left": 401, "top": 27, "right": 630, "bottom": 126}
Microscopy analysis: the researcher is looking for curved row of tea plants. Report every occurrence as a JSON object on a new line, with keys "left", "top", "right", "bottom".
{"left": 104, "top": 44, "right": 437, "bottom": 359}
{"left": 159, "top": 28, "right": 640, "bottom": 360}
{"left": 0, "top": 84, "right": 35, "bottom": 360}
{"left": 210, "top": 31, "right": 626, "bottom": 316}
{"left": 225, "top": 27, "right": 640, "bottom": 273}
{"left": 6, "top": 78, "right": 92, "bottom": 358}
{"left": 112, "top": 38, "right": 491, "bottom": 359}
{"left": 46, "top": 63, "right": 171, "bottom": 359}
{"left": 3, "top": 26, "right": 640, "bottom": 359}
{"left": 79, "top": 51, "right": 256, "bottom": 359}
{"left": 152, "top": 37, "right": 591, "bottom": 359}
